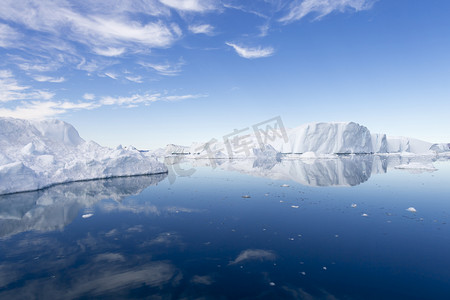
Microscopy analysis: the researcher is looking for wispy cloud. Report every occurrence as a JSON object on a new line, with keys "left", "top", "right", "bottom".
{"left": 188, "top": 24, "right": 214, "bottom": 35}
{"left": 0, "top": 100, "right": 97, "bottom": 119}
{"left": 93, "top": 47, "right": 126, "bottom": 57}
{"left": 83, "top": 93, "right": 95, "bottom": 101}
{"left": 159, "top": 0, "right": 218, "bottom": 12}
{"left": 100, "top": 93, "right": 206, "bottom": 106}
{"left": 0, "top": 92, "right": 205, "bottom": 119}
{"left": 32, "top": 76, "right": 66, "bottom": 83}
{"left": 279, "top": 0, "right": 376, "bottom": 23}
{"left": 0, "top": 23, "right": 20, "bottom": 48}
{"left": 0, "top": 70, "right": 54, "bottom": 102}
{"left": 125, "top": 76, "right": 143, "bottom": 83}
{"left": 0, "top": 0, "right": 180, "bottom": 56}
{"left": 104, "top": 72, "right": 119, "bottom": 80}
{"left": 139, "top": 60, "right": 184, "bottom": 76}
{"left": 226, "top": 42, "right": 274, "bottom": 59}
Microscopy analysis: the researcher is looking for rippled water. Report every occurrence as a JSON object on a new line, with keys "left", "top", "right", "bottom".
{"left": 1, "top": 156, "right": 449, "bottom": 299}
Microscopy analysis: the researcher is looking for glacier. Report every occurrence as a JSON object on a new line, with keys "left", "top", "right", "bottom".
{"left": 0, "top": 117, "right": 167, "bottom": 195}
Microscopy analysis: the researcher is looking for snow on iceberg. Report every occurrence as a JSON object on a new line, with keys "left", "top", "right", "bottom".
{"left": 0, "top": 117, "right": 167, "bottom": 195}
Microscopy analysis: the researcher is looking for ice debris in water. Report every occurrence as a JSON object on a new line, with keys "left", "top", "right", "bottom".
{"left": 291, "top": 205, "right": 299, "bottom": 209}
{"left": 82, "top": 214, "right": 93, "bottom": 219}
{"left": 242, "top": 195, "right": 251, "bottom": 198}
{"left": 362, "top": 213, "right": 368, "bottom": 217}
{"left": 351, "top": 203, "right": 357, "bottom": 208}
{"left": 280, "top": 184, "right": 290, "bottom": 187}
{"left": 406, "top": 207, "right": 417, "bottom": 213}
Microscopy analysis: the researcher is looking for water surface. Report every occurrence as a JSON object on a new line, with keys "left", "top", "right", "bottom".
{"left": 0, "top": 155, "right": 449, "bottom": 299}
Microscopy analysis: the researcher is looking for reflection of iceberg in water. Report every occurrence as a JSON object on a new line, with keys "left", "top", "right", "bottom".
{"left": 201, "top": 155, "right": 440, "bottom": 187}
{"left": 0, "top": 174, "right": 167, "bottom": 237}
{"left": 219, "top": 156, "right": 374, "bottom": 187}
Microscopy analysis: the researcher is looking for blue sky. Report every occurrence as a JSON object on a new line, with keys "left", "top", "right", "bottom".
{"left": 1, "top": 0, "right": 450, "bottom": 149}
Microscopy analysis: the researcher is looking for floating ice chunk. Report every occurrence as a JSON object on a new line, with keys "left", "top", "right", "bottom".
{"left": 323, "top": 266, "right": 327, "bottom": 270}
{"left": 280, "top": 184, "right": 289, "bottom": 187}
{"left": 301, "top": 271, "right": 306, "bottom": 275}
{"left": 406, "top": 207, "right": 417, "bottom": 213}
{"left": 242, "top": 195, "right": 251, "bottom": 198}
{"left": 394, "top": 163, "right": 436, "bottom": 171}
{"left": 82, "top": 213, "right": 93, "bottom": 218}
{"left": 291, "top": 205, "right": 299, "bottom": 208}
{"left": 362, "top": 213, "right": 368, "bottom": 217}
{"left": 269, "top": 282, "right": 276, "bottom": 286}
{"left": 351, "top": 203, "right": 357, "bottom": 208}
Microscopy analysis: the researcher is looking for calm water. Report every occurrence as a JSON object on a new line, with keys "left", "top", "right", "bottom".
{"left": 0, "top": 156, "right": 449, "bottom": 299}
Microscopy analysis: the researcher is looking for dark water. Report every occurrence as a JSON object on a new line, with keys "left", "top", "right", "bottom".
{"left": 0, "top": 156, "right": 449, "bottom": 299}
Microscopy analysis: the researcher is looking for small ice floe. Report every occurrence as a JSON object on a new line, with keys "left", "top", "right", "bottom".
{"left": 351, "top": 203, "right": 357, "bottom": 208}
{"left": 82, "top": 213, "right": 93, "bottom": 219}
{"left": 406, "top": 207, "right": 417, "bottom": 213}
{"left": 269, "top": 282, "right": 276, "bottom": 286}
{"left": 264, "top": 193, "right": 269, "bottom": 196}
{"left": 280, "top": 184, "right": 290, "bottom": 187}
{"left": 361, "top": 213, "right": 368, "bottom": 217}
{"left": 322, "top": 266, "right": 327, "bottom": 270}
{"left": 335, "top": 234, "right": 339, "bottom": 238}
{"left": 288, "top": 238, "right": 294, "bottom": 241}
{"left": 291, "top": 205, "right": 299, "bottom": 209}
{"left": 242, "top": 195, "right": 251, "bottom": 198}
{"left": 300, "top": 271, "right": 306, "bottom": 276}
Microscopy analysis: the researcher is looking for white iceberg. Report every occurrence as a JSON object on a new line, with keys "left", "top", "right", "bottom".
{"left": 271, "top": 122, "right": 373, "bottom": 154}
{"left": 166, "top": 121, "right": 447, "bottom": 158}
{"left": 0, "top": 117, "right": 167, "bottom": 194}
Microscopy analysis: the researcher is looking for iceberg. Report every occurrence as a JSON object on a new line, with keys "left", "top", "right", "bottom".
{"left": 166, "top": 121, "right": 448, "bottom": 158}
{"left": 385, "top": 136, "right": 434, "bottom": 154}
{"left": 271, "top": 122, "right": 373, "bottom": 154}
{"left": 0, "top": 117, "right": 167, "bottom": 195}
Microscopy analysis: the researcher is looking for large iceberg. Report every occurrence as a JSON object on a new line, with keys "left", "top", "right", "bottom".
{"left": 271, "top": 122, "right": 373, "bottom": 154}
{"left": 0, "top": 118, "right": 167, "bottom": 195}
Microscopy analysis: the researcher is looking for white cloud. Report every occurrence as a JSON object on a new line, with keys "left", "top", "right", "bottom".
{"left": 99, "top": 93, "right": 205, "bottom": 106}
{"left": 93, "top": 47, "right": 126, "bottom": 57}
{"left": 188, "top": 24, "right": 214, "bottom": 35}
{"left": 159, "top": 0, "right": 218, "bottom": 12}
{"left": 0, "top": 23, "right": 20, "bottom": 48}
{"left": 280, "top": 0, "right": 375, "bottom": 23}
{"left": 125, "top": 76, "right": 143, "bottom": 83}
{"left": 0, "top": 100, "right": 97, "bottom": 119}
{"left": 226, "top": 42, "right": 274, "bottom": 59}
{"left": 104, "top": 72, "right": 118, "bottom": 80}
{"left": 139, "top": 61, "right": 184, "bottom": 76}
{"left": 0, "top": 0, "right": 180, "bottom": 56}
{"left": 0, "top": 70, "right": 54, "bottom": 102}
{"left": 33, "top": 76, "right": 66, "bottom": 83}
{"left": 83, "top": 93, "right": 95, "bottom": 100}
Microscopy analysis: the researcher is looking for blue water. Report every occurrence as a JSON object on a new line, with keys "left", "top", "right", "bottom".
{"left": 0, "top": 157, "right": 449, "bottom": 299}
